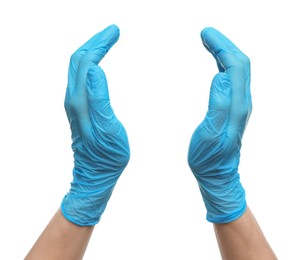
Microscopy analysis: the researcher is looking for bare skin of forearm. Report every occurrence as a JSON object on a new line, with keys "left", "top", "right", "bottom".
{"left": 25, "top": 209, "right": 94, "bottom": 260}
{"left": 214, "top": 206, "right": 277, "bottom": 260}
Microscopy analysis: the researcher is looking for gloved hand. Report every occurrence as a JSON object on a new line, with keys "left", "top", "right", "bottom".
{"left": 61, "top": 24, "right": 130, "bottom": 226}
{"left": 188, "top": 27, "right": 252, "bottom": 223}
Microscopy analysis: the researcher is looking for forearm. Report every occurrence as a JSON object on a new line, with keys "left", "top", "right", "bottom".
{"left": 25, "top": 209, "right": 94, "bottom": 260}
{"left": 213, "top": 206, "right": 277, "bottom": 260}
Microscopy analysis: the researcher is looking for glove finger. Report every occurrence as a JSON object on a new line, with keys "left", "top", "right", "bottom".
{"left": 206, "top": 72, "right": 232, "bottom": 134}
{"left": 86, "top": 66, "right": 118, "bottom": 131}
{"left": 87, "top": 66, "right": 109, "bottom": 100}
{"left": 196, "top": 72, "right": 231, "bottom": 142}
{"left": 68, "top": 24, "right": 120, "bottom": 87}
{"left": 201, "top": 27, "right": 247, "bottom": 66}
{"left": 201, "top": 27, "right": 251, "bottom": 136}
{"left": 78, "top": 24, "right": 120, "bottom": 65}
{"left": 66, "top": 25, "right": 119, "bottom": 137}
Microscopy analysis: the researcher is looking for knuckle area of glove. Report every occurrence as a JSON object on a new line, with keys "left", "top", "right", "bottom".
{"left": 78, "top": 50, "right": 105, "bottom": 65}
{"left": 70, "top": 50, "right": 85, "bottom": 65}
{"left": 240, "top": 53, "right": 250, "bottom": 67}
{"left": 226, "top": 53, "right": 250, "bottom": 73}
{"left": 70, "top": 50, "right": 96, "bottom": 70}
{"left": 235, "top": 54, "right": 250, "bottom": 71}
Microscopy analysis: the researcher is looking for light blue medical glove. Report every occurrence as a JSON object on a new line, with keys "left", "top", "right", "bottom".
{"left": 188, "top": 27, "right": 252, "bottom": 223}
{"left": 61, "top": 24, "right": 130, "bottom": 226}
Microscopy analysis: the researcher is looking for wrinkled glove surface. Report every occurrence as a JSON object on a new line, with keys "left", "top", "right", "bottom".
{"left": 188, "top": 27, "right": 252, "bottom": 223}
{"left": 61, "top": 25, "right": 130, "bottom": 226}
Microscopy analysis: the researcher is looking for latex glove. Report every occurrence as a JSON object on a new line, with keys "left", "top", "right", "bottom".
{"left": 188, "top": 27, "right": 252, "bottom": 223}
{"left": 61, "top": 25, "right": 130, "bottom": 226}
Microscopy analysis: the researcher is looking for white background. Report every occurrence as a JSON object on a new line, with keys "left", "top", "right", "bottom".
{"left": 1, "top": 0, "right": 302, "bottom": 259}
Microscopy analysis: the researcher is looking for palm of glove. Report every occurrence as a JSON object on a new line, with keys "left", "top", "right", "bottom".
{"left": 65, "top": 59, "right": 130, "bottom": 182}
{"left": 61, "top": 25, "right": 130, "bottom": 226}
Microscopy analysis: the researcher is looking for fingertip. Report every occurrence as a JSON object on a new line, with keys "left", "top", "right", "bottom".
{"left": 109, "top": 24, "right": 120, "bottom": 35}
{"left": 210, "top": 72, "right": 231, "bottom": 102}
{"left": 105, "top": 24, "right": 120, "bottom": 43}
{"left": 86, "top": 24, "right": 120, "bottom": 63}
{"left": 200, "top": 27, "right": 216, "bottom": 42}
{"left": 212, "top": 72, "right": 230, "bottom": 87}
{"left": 108, "top": 24, "right": 119, "bottom": 31}
{"left": 200, "top": 27, "right": 220, "bottom": 57}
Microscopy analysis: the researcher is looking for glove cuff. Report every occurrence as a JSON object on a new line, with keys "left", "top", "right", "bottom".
{"left": 199, "top": 173, "right": 246, "bottom": 223}
{"left": 60, "top": 186, "right": 114, "bottom": 226}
